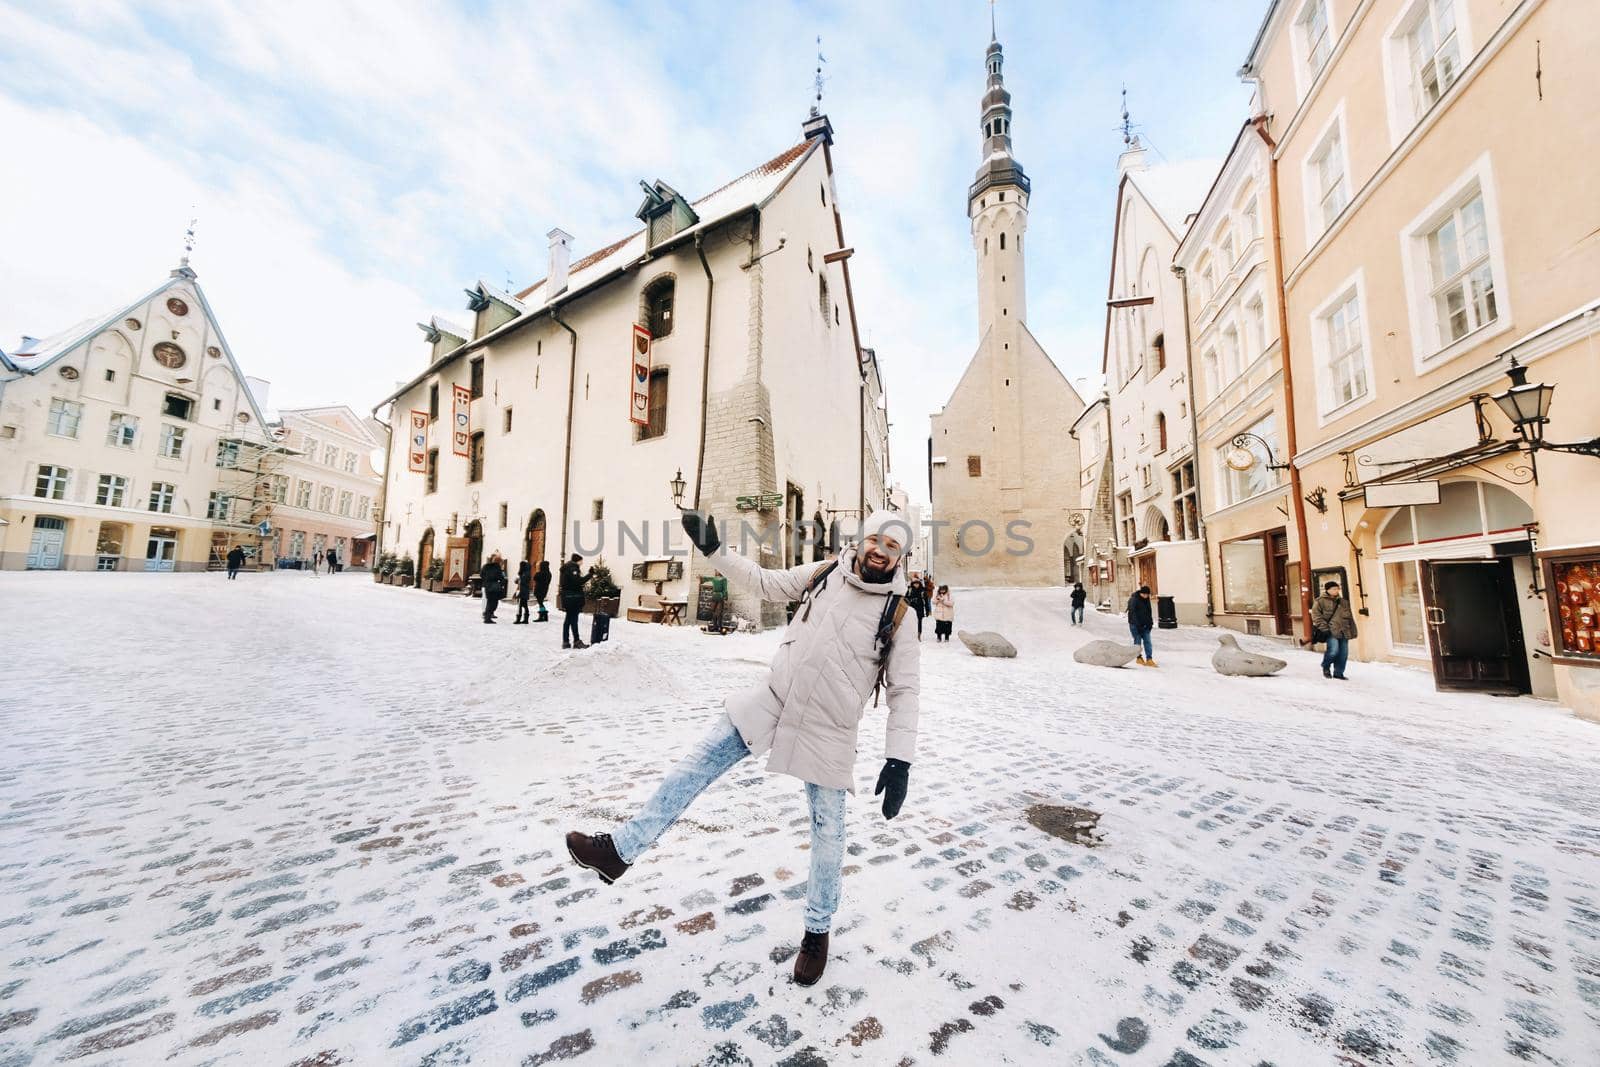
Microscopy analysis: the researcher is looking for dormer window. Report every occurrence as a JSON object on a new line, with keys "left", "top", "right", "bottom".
{"left": 636, "top": 180, "right": 700, "bottom": 250}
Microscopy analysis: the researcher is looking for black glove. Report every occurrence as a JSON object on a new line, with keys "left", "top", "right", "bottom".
{"left": 681, "top": 510, "right": 720, "bottom": 557}
{"left": 874, "top": 758, "right": 910, "bottom": 820}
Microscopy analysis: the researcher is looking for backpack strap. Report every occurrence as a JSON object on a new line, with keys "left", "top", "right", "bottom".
{"left": 872, "top": 593, "right": 910, "bottom": 707}
{"left": 797, "top": 560, "right": 839, "bottom": 621}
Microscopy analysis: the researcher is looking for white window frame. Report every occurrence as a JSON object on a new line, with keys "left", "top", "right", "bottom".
{"left": 47, "top": 398, "right": 84, "bottom": 438}
{"left": 1243, "top": 291, "right": 1268, "bottom": 363}
{"left": 1301, "top": 103, "right": 1350, "bottom": 240}
{"left": 1309, "top": 269, "right": 1377, "bottom": 425}
{"left": 96, "top": 474, "right": 129, "bottom": 508}
{"left": 1221, "top": 322, "right": 1243, "bottom": 384}
{"left": 35, "top": 464, "right": 70, "bottom": 500}
{"left": 295, "top": 479, "right": 313, "bottom": 509}
{"left": 106, "top": 413, "right": 138, "bottom": 449}
{"left": 357, "top": 495, "right": 371, "bottom": 520}
{"left": 1293, "top": 0, "right": 1336, "bottom": 98}
{"left": 338, "top": 490, "right": 353, "bottom": 517}
{"left": 216, "top": 439, "right": 241, "bottom": 468}
{"left": 207, "top": 491, "right": 231, "bottom": 521}
{"left": 148, "top": 481, "right": 176, "bottom": 513}
{"left": 158, "top": 423, "right": 186, "bottom": 459}
{"left": 342, "top": 451, "right": 358, "bottom": 473}
{"left": 323, "top": 444, "right": 339, "bottom": 467}
{"left": 318, "top": 485, "right": 335, "bottom": 513}
{"left": 1397, "top": 152, "right": 1511, "bottom": 373}
{"left": 1202, "top": 348, "right": 1221, "bottom": 404}
{"left": 1381, "top": 0, "right": 1472, "bottom": 144}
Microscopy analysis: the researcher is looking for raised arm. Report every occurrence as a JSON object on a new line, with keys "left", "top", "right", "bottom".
{"left": 711, "top": 545, "right": 820, "bottom": 605}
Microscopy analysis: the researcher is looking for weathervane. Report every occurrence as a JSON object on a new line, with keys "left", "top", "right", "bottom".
{"left": 1120, "top": 86, "right": 1140, "bottom": 148}
{"left": 810, "top": 36, "right": 827, "bottom": 117}
{"left": 181, "top": 216, "right": 198, "bottom": 268}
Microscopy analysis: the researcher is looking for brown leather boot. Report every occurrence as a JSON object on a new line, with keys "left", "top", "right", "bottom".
{"left": 565, "top": 831, "right": 629, "bottom": 884}
{"left": 792, "top": 929, "right": 829, "bottom": 986}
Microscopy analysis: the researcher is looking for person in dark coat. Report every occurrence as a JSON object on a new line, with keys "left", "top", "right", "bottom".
{"left": 1311, "top": 580, "right": 1358, "bottom": 679}
{"left": 905, "top": 573, "right": 927, "bottom": 640}
{"left": 559, "top": 554, "right": 589, "bottom": 648}
{"left": 514, "top": 559, "right": 533, "bottom": 624}
{"left": 326, "top": 547, "right": 338, "bottom": 574}
{"left": 533, "top": 560, "right": 552, "bottom": 622}
{"left": 1070, "top": 582, "right": 1087, "bottom": 625}
{"left": 480, "top": 552, "right": 507, "bottom": 624}
{"left": 1127, "top": 585, "right": 1156, "bottom": 666}
{"left": 226, "top": 545, "right": 245, "bottom": 580}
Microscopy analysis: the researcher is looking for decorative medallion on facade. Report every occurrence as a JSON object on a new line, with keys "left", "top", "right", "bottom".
{"left": 58, "top": 365, "right": 79, "bottom": 380}
{"left": 124, "top": 318, "right": 142, "bottom": 331}
{"left": 166, "top": 297, "right": 189, "bottom": 316}
{"left": 152, "top": 342, "right": 186, "bottom": 369}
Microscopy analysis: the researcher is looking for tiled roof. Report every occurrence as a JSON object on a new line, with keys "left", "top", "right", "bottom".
{"left": 512, "top": 140, "right": 814, "bottom": 307}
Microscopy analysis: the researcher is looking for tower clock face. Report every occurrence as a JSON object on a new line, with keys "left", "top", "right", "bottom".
{"left": 152, "top": 342, "right": 187, "bottom": 369}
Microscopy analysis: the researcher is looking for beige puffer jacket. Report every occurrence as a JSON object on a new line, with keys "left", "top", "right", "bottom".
{"left": 714, "top": 545, "right": 921, "bottom": 793}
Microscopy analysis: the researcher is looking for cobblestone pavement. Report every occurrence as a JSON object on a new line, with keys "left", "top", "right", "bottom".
{"left": 2, "top": 571, "right": 1598, "bottom": 1066}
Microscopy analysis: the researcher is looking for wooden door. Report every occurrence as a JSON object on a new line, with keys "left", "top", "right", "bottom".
{"left": 1420, "top": 559, "right": 1529, "bottom": 694}
{"left": 1269, "top": 529, "right": 1291, "bottom": 636}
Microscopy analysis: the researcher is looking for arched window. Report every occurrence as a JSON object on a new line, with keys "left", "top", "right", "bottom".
{"left": 1152, "top": 332, "right": 1166, "bottom": 373}
{"left": 642, "top": 277, "right": 675, "bottom": 339}
{"left": 999, "top": 232, "right": 1006, "bottom": 251}
{"left": 1155, "top": 412, "right": 1168, "bottom": 452}
{"left": 467, "top": 431, "right": 485, "bottom": 483}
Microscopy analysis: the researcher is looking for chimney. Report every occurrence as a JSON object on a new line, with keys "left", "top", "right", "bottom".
{"left": 546, "top": 228, "right": 573, "bottom": 298}
{"left": 1117, "top": 136, "right": 1149, "bottom": 176}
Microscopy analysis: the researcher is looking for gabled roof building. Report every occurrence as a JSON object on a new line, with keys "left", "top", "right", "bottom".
{"left": 376, "top": 112, "right": 887, "bottom": 628}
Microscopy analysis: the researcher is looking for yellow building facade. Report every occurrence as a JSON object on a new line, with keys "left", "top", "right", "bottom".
{"left": 1244, "top": 0, "right": 1600, "bottom": 716}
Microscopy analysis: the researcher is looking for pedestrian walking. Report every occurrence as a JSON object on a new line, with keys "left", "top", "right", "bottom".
{"left": 905, "top": 572, "right": 927, "bottom": 641}
{"left": 480, "top": 552, "right": 507, "bottom": 624}
{"left": 325, "top": 548, "right": 338, "bottom": 574}
{"left": 533, "top": 560, "right": 552, "bottom": 622}
{"left": 226, "top": 545, "right": 245, "bottom": 580}
{"left": 559, "top": 554, "right": 589, "bottom": 649}
{"left": 513, "top": 559, "right": 533, "bottom": 624}
{"left": 1128, "top": 585, "right": 1156, "bottom": 666}
{"left": 1311, "top": 580, "right": 1358, "bottom": 680}
{"left": 310, "top": 551, "right": 320, "bottom": 574}
{"left": 1070, "top": 582, "right": 1087, "bottom": 625}
{"left": 932, "top": 584, "right": 954, "bottom": 641}
{"left": 566, "top": 509, "right": 921, "bottom": 987}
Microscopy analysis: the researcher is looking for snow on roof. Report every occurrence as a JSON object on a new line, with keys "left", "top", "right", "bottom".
{"left": 1128, "top": 159, "right": 1224, "bottom": 236}
{"left": 474, "top": 278, "right": 526, "bottom": 311}
{"left": 512, "top": 140, "right": 814, "bottom": 308}
{"left": 6, "top": 307, "right": 129, "bottom": 371}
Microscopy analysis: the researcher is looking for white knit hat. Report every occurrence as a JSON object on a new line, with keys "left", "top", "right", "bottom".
{"left": 860, "top": 509, "right": 912, "bottom": 556}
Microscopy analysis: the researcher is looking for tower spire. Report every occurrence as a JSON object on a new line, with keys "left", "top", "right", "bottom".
{"left": 969, "top": 10, "right": 1029, "bottom": 203}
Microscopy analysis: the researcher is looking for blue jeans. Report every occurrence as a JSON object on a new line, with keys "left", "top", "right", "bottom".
{"left": 612, "top": 713, "right": 847, "bottom": 934}
{"left": 1322, "top": 636, "right": 1350, "bottom": 677}
{"left": 1130, "top": 625, "right": 1153, "bottom": 659}
{"left": 1071, "top": 605, "right": 1085, "bottom": 624}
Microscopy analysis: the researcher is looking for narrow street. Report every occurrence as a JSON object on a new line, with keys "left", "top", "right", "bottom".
{"left": 1, "top": 571, "right": 1597, "bottom": 1065}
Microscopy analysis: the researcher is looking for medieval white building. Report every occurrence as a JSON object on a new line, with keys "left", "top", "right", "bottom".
{"left": 0, "top": 262, "right": 277, "bottom": 572}
{"left": 1101, "top": 140, "right": 1217, "bottom": 623}
{"left": 928, "top": 27, "right": 1086, "bottom": 587}
{"left": 376, "top": 112, "right": 888, "bottom": 627}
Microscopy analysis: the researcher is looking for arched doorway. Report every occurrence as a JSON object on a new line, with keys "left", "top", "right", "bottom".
{"left": 464, "top": 520, "right": 483, "bottom": 577}
{"left": 1143, "top": 507, "right": 1171, "bottom": 543}
{"left": 524, "top": 510, "right": 547, "bottom": 566}
{"left": 1063, "top": 534, "right": 1083, "bottom": 583}
{"left": 418, "top": 528, "right": 435, "bottom": 583}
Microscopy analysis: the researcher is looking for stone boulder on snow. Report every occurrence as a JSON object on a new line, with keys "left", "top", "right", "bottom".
{"left": 958, "top": 630, "right": 1018, "bottom": 658}
{"left": 1211, "top": 633, "right": 1288, "bottom": 677}
{"left": 1072, "top": 640, "right": 1141, "bottom": 668}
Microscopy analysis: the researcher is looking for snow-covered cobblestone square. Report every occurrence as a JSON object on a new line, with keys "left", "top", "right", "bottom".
{"left": 2, "top": 572, "right": 1599, "bottom": 1065}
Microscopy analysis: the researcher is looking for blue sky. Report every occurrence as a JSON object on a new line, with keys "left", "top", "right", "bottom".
{"left": 0, "top": 0, "right": 1267, "bottom": 503}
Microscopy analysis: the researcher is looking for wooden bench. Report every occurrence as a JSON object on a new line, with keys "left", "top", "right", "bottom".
{"left": 626, "top": 593, "right": 666, "bottom": 624}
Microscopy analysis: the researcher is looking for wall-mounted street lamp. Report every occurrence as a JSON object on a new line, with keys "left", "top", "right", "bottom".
{"left": 1489, "top": 356, "right": 1600, "bottom": 482}
{"left": 741, "top": 231, "right": 788, "bottom": 271}
{"left": 669, "top": 467, "right": 687, "bottom": 510}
